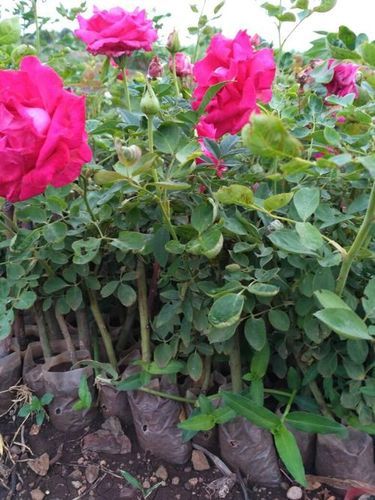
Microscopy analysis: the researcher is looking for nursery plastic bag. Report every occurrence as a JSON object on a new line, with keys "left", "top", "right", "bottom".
{"left": 219, "top": 416, "right": 281, "bottom": 485}
{"left": 98, "top": 381, "right": 132, "bottom": 424}
{"left": 315, "top": 428, "right": 375, "bottom": 485}
{"left": 0, "top": 343, "right": 21, "bottom": 414}
{"left": 127, "top": 376, "right": 191, "bottom": 464}
{"left": 42, "top": 350, "right": 96, "bottom": 432}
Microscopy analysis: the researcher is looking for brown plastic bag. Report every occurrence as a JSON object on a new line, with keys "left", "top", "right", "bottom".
{"left": 0, "top": 344, "right": 21, "bottom": 414}
{"left": 127, "top": 377, "right": 191, "bottom": 464}
{"left": 219, "top": 416, "right": 281, "bottom": 485}
{"left": 23, "top": 339, "right": 82, "bottom": 397}
{"left": 42, "top": 350, "right": 97, "bottom": 432}
{"left": 291, "top": 427, "right": 316, "bottom": 473}
{"left": 98, "top": 381, "right": 132, "bottom": 424}
{"left": 315, "top": 428, "right": 375, "bottom": 485}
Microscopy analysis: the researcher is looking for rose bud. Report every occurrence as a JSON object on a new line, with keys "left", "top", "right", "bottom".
{"left": 140, "top": 80, "right": 160, "bottom": 115}
{"left": 115, "top": 140, "right": 142, "bottom": 166}
{"left": 169, "top": 53, "right": 193, "bottom": 78}
{"left": 167, "top": 29, "right": 181, "bottom": 54}
{"left": 148, "top": 56, "right": 163, "bottom": 79}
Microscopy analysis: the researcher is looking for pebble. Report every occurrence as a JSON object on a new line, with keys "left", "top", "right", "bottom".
{"left": 72, "top": 481, "right": 82, "bottom": 490}
{"left": 85, "top": 464, "right": 99, "bottom": 484}
{"left": 172, "top": 476, "right": 180, "bottom": 485}
{"left": 69, "top": 470, "right": 83, "bottom": 480}
{"left": 30, "top": 489, "right": 45, "bottom": 500}
{"left": 150, "top": 476, "right": 158, "bottom": 484}
{"left": 77, "top": 457, "right": 85, "bottom": 464}
{"left": 191, "top": 450, "right": 210, "bottom": 471}
{"left": 155, "top": 465, "right": 168, "bottom": 481}
{"left": 189, "top": 478, "right": 199, "bottom": 487}
{"left": 287, "top": 486, "right": 303, "bottom": 500}
{"left": 142, "top": 480, "right": 151, "bottom": 489}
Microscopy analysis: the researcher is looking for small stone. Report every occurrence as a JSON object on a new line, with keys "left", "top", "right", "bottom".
{"left": 119, "top": 487, "right": 136, "bottom": 499}
{"left": 16, "top": 483, "right": 22, "bottom": 492}
{"left": 85, "top": 464, "right": 99, "bottom": 484}
{"left": 78, "top": 486, "right": 87, "bottom": 495}
{"left": 189, "top": 478, "right": 199, "bottom": 487}
{"left": 192, "top": 450, "right": 210, "bottom": 471}
{"left": 100, "top": 460, "right": 107, "bottom": 466}
{"left": 172, "top": 477, "right": 180, "bottom": 486}
{"left": 29, "top": 424, "right": 40, "bottom": 436}
{"left": 287, "top": 486, "right": 303, "bottom": 500}
{"left": 327, "top": 497, "right": 336, "bottom": 500}
{"left": 155, "top": 465, "right": 168, "bottom": 481}
{"left": 31, "top": 489, "right": 45, "bottom": 500}
{"left": 28, "top": 453, "right": 50, "bottom": 477}
{"left": 10, "top": 445, "right": 21, "bottom": 455}
{"left": 142, "top": 480, "right": 151, "bottom": 489}
{"left": 69, "top": 470, "right": 83, "bottom": 480}
{"left": 150, "top": 476, "right": 157, "bottom": 483}
{"left": 77, "top": 457, "right": 85, "bottom": 464}
{"left": 72, "top": 481, "right": 82, "bottom": 490}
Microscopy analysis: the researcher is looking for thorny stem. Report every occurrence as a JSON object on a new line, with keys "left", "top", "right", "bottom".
{"left": 171, "top": 54, "right": 180, "bottom": 96}
{"left": 137, "top": 259, "right": 151, "bottom": 364}
{"left": 88, "top": 288, "right": 117, "bottom": 368}
{"left": 336, "top": 181, "right": 375, "bottom": 296}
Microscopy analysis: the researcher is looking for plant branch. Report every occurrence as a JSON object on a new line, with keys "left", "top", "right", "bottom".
{"left": 136, "top": 258, "right": 151, "bottom": 364}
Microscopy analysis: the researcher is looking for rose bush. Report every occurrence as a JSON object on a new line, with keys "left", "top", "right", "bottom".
{"left": 0, "top": 55, "right": 91, "bottom": 202}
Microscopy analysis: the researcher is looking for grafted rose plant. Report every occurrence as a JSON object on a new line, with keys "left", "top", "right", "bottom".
{"left": 193, "top": 30, "right": 276, "bottom": 139}
{"left": 75, "top": 6, "right": 158, "bottom": 57}
{"left": 0, "top": 56, "right": 91, "bottom": 202}
{"left": 325, "top": 59, "right": 359, "bottom": 97}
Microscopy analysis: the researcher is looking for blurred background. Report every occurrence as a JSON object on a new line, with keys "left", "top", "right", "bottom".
{"left": 1, "top": 0, "right": 374, "bottom": 51}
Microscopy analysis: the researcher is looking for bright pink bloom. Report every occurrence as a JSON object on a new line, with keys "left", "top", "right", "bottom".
{"left": 192, "top": 30, "right": 276, "bottom": 139}
{"left": 75, "top": 6, "right": 158, "bottom": 57}
{"left": 325, "top": 60, "right": 358, "bottom": 97}
{"left": 313, "top": 146, "right": 337, "bottom": 159}
{"left": 169, "top": 53, "right": 193, "bottom": 77}
{"left": 196, "top": 140, "right": 228, "bottom": 177}
{"left": 0, "top": 56, "right": 92, "bottom": 202}
{"left": 148, "top": 56, "right": 163, "bottom": 79}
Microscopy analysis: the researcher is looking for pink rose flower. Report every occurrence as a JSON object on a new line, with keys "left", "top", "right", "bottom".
{"left": 196, "top": 140, "right": 228, "bottom": 177}
{"left": 169, "top": 53, "right": 193, "bottom": 77}
{"left": 192, "top": 30, "right": 276, "bottom": 139}
{"left": 0, "top": 56, "right": 92, "bottom": 202}
{"left": 325, "top": 59, "right": 358, "bottom": 97}
{"left": 75, "top": 6, "right": 158, "bottom": 57}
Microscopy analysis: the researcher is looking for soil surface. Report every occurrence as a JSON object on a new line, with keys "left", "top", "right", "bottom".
{"left": 0, "top": 409, "right": 338, "bottom": 500}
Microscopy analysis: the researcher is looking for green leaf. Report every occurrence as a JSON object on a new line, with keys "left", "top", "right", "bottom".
{"left": 72, "top": 238, "right": 101, "bottom": 265}
{"left": 117, "top": 284, "right": 137, "bottom": 307}
{"left": 244, "top": 317, "right": 267, "bottom": 351}
{"left": 277, "top": 11, "right": 296, "bottom": 21}
{"left": 191, "top": 201, "right": 215, "bottom": 234}
{"left": 222, "top": 392, "right": 280, "bottom": 431}
{"left": 208, "top": 294, "right": 244, "bottom": 328}
{"left": 313, "top": 0, "right": 337, "bottom": 12}
{"left": 116, "top": 372, "right": 151, "bottom": 391}
{"left": 358, "top": 156, "right": 375, "bottom": 179}
{"left": 324, "top": 126, "right": 341, "bottom": 147}
{"left": 154, "top": 124, "right": 183, "bottom": 154}
{"left": 314, "top": 308, "right": 371, "bottom": 340}
{"left": 362, "top": 277, "right": 375, "bottom": 319}
{"left": 248, "top": 283, "right": 280, "bottom": 297}
{"left": 264, "top": 192, "right": 294, "bottom": 212}
{"left": 187, "top": 352, "right": 203, "bottom": 382}
{"left": 294, "top": 187, "right": 320, "bottom": 221}
{"left": 268, "top": 310, "right": 290, "bottom": 331}
{"left": 101, "top": 280, "right": 119, "bottom": 298}
{"left": 268, "top": 229, "right": 318, "bottom": 256}
{"left": 40, "top": 393, "right": 54, "bottom": 405}
{"left": 120, "top": 470, "right": 142, "bottom": 491}
{"left": 242, "top": 115, "right": 302, "bottom": 158}
{"left": 73, "top": 375, "right": 92, "bottom": 410}
{"left": 338, "top": 25, "right": 357, "bottom": 50}
{"left": 310, "top": 61, "right": 334, "bottom": 83}
{"left": 186, "top": 226, "right": 223, "bottom": 259}
{"left": 43, "top": 222, "right": 67, "bottom": 243}
{"left": 14, "top": 290, "right": 37, "bottom": 310}
{"left": 361, "top": 42, "right": 375, "bottom": 66}
{"left": 165, "top": 240, "right": 185, "bottom": 255}
{"left": 215, "top": 184, "right": 254, "bottom": 207}
{"left": 178, "top": 413, "right": 216, "bottom": 431}
{"left": 154, "top": 343, "right": 173, "bottom": 368}
{"left": 286, "top": 412, "right": 348, "bottom": 437}
{"left": 196, "top": 80, "right": 234, "bottom": 116}
{"left": 274, "top": 425, "right": 306, "bottom": 486}
{"left": 251, "top": 341, "right": 270, "bottom": 378}
{"left": 43, "top": 277, "right": 68, "bottom": 294}
{"left": 295, "top": 222, "right": 323, "bottom": 251}
{"left": 65, "top": 287, "right": 83, "bottom": 311}
{"left": 314, "top": 289, "right": 351, "bottom": 310}
{"left": 112, "top": 232, "right": 149, "bottom": 253}
{"left": 147, "top": 359, "right": 185, "bottom": 375}
{"left": 207, "top": 323, "right": 238, "bottom": 343}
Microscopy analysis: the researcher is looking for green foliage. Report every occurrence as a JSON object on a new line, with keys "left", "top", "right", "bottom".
{"left": 18, "top": 393, "right": 53, "bottom": 426}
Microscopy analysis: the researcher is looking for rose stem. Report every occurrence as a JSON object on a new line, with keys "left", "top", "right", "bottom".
{"left": 229, "top": 331, "right": 243, "bottom": 393}
{"left": 33, "top": 301, "right": 52, "bottom": 359}
{"left": 336, "top": 181, "right": 375, "bottom": 296}
{"left": 137, "top": 258, "right": 151, "bottom": 364}
{"left": 55, "top": 305, "right": 78, "bottom": 365}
